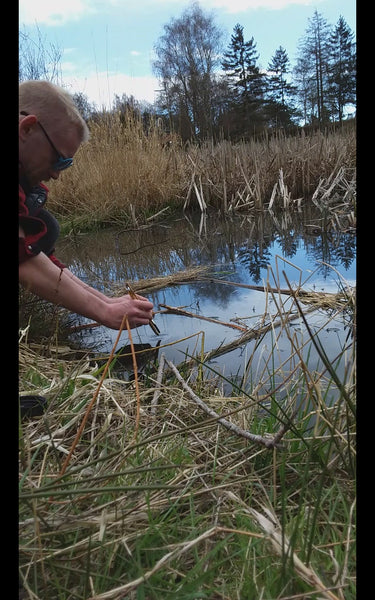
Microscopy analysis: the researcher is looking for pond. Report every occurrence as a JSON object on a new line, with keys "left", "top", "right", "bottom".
{"left": 56, "top": 209, "right": 356, "bottom": 398}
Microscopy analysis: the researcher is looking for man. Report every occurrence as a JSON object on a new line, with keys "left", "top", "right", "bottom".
{"left": 19, "top": 80, "right": 155, "bottom": 417}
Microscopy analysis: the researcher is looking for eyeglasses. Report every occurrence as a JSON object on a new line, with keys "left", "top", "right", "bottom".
{"left": 20, "top": 111, "right": 73, "bottom": 171}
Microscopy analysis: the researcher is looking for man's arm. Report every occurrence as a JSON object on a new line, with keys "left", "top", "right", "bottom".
{"left": 19, "top": 252, "right": 154, "bottom": 330}
{"left": 62, "top": 269, "right": 136, "bottom": 304}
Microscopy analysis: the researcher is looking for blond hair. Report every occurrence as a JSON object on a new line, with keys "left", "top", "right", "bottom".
{"left": 19, "top": 80, "right": 90, "bottom": 143}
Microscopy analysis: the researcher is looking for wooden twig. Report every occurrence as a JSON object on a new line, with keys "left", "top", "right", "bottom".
{"left": 151, "top": 352, "right": 166, "bottom": 416}
{"left": 198, "top": 277, "right": 294, "bottom": 295}
{"left": 68, "top": 321, "right": 101, "bottom": 333}
{"left": 159, "top": 304, "right": 248, "bottom": 332}
{"left": 126, "top": 282, "right": 160, "bottom": 335}
{"left": 165, "top": 358, "right": 281, "bottom": 449}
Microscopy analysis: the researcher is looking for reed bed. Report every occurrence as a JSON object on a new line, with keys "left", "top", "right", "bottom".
{"left": 19, "top": 269, "right": 356, "bottom": 599}
{"left": 46, "top": 113, "right": 356, "bottom": 229}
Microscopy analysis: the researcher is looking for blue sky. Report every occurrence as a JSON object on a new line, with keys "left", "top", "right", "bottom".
{"left": 19, "top": 0, "right": 356, "bottom": 109}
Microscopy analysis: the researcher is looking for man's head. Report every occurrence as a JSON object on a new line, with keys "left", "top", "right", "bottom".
{"left": 19, "top": 80, "right": 90, "bottom": 187}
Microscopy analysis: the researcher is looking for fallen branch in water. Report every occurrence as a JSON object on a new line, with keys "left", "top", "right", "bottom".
{"left": 159, "top": 303, "right": 248, "bottom": 332}
{"left": 197, "top": 306, "right": 317, "bottom": 364}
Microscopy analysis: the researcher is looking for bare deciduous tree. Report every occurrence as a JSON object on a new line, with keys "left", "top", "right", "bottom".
{"left": 152, "top": 2, "right": 224, "bottom": 140}
{"left": 19, "top": 24, "right": 62, "bottom": 83}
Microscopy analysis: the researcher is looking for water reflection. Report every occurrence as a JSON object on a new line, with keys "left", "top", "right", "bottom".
{"left": 58, "top": 210, "right": 355, "bottom": 289}
{"left": 56, "top": 210, "right": 356, "bottom": 395}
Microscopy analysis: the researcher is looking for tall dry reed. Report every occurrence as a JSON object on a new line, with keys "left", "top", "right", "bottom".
{"left": 47, "top": 115, "right": 356, "bottom": 227}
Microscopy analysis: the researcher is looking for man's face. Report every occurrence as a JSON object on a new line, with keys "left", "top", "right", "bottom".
{"left": 19, "top": 114, "right": 82, "bottom": 187}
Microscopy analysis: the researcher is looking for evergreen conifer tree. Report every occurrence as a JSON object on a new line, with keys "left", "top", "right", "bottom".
{"left": 221, "top": 24, "right": 264, "bottom": 102}
{"left": 327, "top": 16, "right": 356, "bottom": 122}
{"left": 221, "top": 24, "right": 265, "bottom": 136}
{"left": 266, "top": 46, "right": 298, "bottom": 127}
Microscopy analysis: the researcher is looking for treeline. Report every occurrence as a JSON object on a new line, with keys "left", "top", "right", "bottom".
{"left": 19, "top": 2, "right": 356, "bottom": 143}
{"left": 151, "top": 4, "right": 355, "bottom": 141}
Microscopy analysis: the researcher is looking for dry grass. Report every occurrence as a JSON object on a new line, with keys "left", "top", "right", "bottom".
{"left": 19, "top": 270, "right": 356, "bottom": 599}
{"left": 19, "top": 345, "right": 355, "bottom": 599}
{"left": 46, "top": 114, "right": 356, "bottom": 228}
{"left": 47, "top": 112, "right": 186, "bottom": 225}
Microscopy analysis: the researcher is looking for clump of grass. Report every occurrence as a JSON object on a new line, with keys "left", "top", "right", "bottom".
{"left": 19, "top": 268, "right": 356, "bottom": 599}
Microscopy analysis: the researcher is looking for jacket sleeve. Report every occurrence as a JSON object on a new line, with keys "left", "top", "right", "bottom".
{"left": 19, "top": 214, "right": 46, "bottom": 263}
{"left": 19, "top": 184, "right": 66, "bottom": 268}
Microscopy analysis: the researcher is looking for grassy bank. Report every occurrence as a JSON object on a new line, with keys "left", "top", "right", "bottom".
{"left": 47, "top": 113, "right": 356, "bottom": 230}
{"left": 19, "top": 271, "right": 356, "bottom": 599}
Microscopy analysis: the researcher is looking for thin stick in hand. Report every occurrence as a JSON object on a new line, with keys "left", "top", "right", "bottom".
{"left": 125, "top": 282, "right": 161, "bottom": 335}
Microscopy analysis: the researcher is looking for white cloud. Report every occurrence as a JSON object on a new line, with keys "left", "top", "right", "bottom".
{"left": 63, "top": 71, "right": 160, "bottom": 107}
{"left": 19, "top": 0, "right": 319, "bottom": 27}
{"left": 18, "top": 0, "right": 124, "bottom": 26}
{"left": 61, "top": 61, "right": 79, "bottom": 74}
{"left": 204, "top": 0, "right": 319, "bottom": 12}
{"left": 19, "top": 0, "right": 95, "bottom": 26}
{"left": 140, "top": 0, "right": 319, "bottom": 12}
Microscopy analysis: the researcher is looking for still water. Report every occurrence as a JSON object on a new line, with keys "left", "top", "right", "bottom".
{"left": 56, "top": 210, "right": 356, "bottom": 396}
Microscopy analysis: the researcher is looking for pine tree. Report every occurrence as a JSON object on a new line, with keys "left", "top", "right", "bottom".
{"left": 295, "top": 10, "right": 332, "bottom": 125}
{"left": 221, "top": 24, "right": 266, "bottom": 137}
{"left": 221, "top": 23, "right": 263, "bottom": 102}
{"left": 327, "top": 16, "right": 356, "bottom": 122}
{"left": 266, "top": 46, "right": 298, "bottom": 126}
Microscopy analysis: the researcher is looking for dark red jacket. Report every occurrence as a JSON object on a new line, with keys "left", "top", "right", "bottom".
{"left": 19, "top": 182, "right": 66, "bottom": 269}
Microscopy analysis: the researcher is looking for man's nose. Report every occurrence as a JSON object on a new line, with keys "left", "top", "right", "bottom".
{"left": 50, "top": 170, "right": 61, "bottom": 180}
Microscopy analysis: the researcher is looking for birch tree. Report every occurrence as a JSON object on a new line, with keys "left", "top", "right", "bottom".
{"left": 153, "top": 2, "right": 224, "bottom": 139}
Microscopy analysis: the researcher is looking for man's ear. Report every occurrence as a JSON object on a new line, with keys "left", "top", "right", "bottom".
{"left": 19, "top": 114, "right": 38, "bottom": 140}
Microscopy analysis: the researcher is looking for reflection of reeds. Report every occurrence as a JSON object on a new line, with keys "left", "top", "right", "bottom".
{"left": 54, "top": 211, "right": 355, "bottom": 291}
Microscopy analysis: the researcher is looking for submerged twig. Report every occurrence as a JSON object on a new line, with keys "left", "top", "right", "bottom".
{"left": 159, "top": 303, "right": 248, "bottom": 332}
